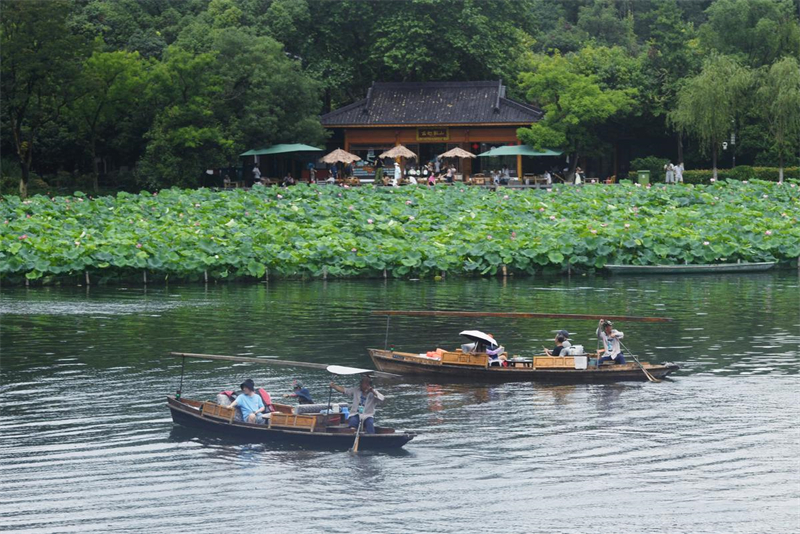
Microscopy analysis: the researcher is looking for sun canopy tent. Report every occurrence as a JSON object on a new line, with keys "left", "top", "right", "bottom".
{"left": 321, "top": 148, "right": 361, "bottom": 164}
{"left": 439, "top": 147, "right": 476, "bottom": 159}
{"left": 240, "top": 143, "right": 323, "bottom": 157}
{"left": 379, "top": 145, "right": 417, "bottom": 160}
{"left": 478, "top": 145, "right": 562, "bottom": 157}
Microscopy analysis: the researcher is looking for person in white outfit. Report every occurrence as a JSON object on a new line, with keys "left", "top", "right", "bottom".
{"left": 665, "top": 163, "right": 675, "bottom": 184}
{"left": 675, "top": 162, "right": 684, "bottom": 183}
{"left": 392, "top": 162, "right": 401, "bottom": 187}
{"left": 596, "top": 320, "right": 626, "bottom": 366}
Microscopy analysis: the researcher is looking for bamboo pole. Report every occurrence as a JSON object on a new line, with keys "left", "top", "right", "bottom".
{"left": 370, "top": 310, "right": 673, "bottom": 323}
{"left": 169, "top": 352, "right": 401, "bottom": 379}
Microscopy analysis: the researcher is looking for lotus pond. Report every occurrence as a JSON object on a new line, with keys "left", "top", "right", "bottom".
{"left": 1, "top": 181, "right": 799, "bottom": 283}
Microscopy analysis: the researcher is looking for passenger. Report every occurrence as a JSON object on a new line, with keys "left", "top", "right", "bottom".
{"left": 545, "top": 334, "right": 567, "bottom": 356}
{"left": 557, "top": 329, "right": 572, "bottom": 350}
{"left": 330, "top": 375, "right": 384, "bottom": 434}
{"left": 229, "top": 379, "right": 267, "bottom": 423}
{"left": 283, "top": 380, "right": 314, "bottom": 404}
{"left": 596, "top": 320, "right": 626, "bottom": 366}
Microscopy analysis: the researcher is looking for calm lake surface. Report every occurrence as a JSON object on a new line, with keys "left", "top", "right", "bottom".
{"left": 1, "top": 274, "right": 799, "bottom": 534}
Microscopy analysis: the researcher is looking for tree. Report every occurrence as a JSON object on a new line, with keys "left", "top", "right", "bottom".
{"left": 577, "top": 0, "right": 638, "bottom": 53}
{"left": 0, "top": 0, "right": 85, "bottom": 197}
{"left": 669, "top": 55, "right": 754, "bottom": 179}
{"left": 517, "top": 52, "right": 637, "bottom": 177}
{"left": 699, "top": 0, "right": 800, "bottom": 67}
{"left": 137, "top": 47, "right": 232, "bottom": 188}
{"left": 758, "top": 56, "right": 800, "bottom": 182}
{"left": 70, "top": 49, "right": 149, "bottom": 192}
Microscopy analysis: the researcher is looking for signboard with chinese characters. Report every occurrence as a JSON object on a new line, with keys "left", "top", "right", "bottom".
{"left": 416, "top": 128, "right": 449, "bottom": 141}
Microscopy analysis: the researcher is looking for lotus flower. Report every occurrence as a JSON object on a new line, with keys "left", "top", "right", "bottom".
{"left": 590, "top": 229, "right": 597, "bottom": 234}
{"left": 367, "top": 218, "right": 374, "bottom": 224}
{"left": 487, "top": 235, "right": 493, "bottom": 240}
{"left": 703, "top": 241, "right": 710, "bottom": 246}
{"left": 136, "top": 243, "right": 142, "bottom": 248}
{"left": 624, "top": 223, "right": 630, "bottom": 228}
{"left": 765, "top": 230, "right": 773, "bottom": 236}
{"left": 351, "top": 248, "right": 357, "bottom": 252}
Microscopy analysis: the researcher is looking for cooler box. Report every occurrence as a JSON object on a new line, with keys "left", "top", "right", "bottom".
{"left": 573, "top": 356, "right": 588, "bottom": 370}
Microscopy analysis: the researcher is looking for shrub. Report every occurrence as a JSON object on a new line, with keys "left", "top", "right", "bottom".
{"left": 682, "top": 166, "right": 800, "bottom": 184}
{"left": 630, "top": 156, "right": 670, "bottom": 182}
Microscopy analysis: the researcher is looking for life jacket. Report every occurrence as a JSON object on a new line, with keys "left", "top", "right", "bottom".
{"left": 257, "top": 388, "right": 275, "bottom": 413}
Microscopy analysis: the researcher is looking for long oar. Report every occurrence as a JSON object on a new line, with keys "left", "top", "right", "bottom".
{"left": 372, "top": 310, "right": 673, "bottom": 323}
{"left": 619, "top": 340, "right": 660, "bottom": 383}
{"left": 350, "top": 415, "right": 364, "bottom": 454}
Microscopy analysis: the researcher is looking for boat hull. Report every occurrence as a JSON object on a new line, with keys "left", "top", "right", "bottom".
{"left": 606, "top": 262, "right": 775, "bottom": 274}
{"left": 369, "top": 349, "right": 679, "bottom": 383}
{"left": 167, "top": 397, "right": 415, "bottom": 450}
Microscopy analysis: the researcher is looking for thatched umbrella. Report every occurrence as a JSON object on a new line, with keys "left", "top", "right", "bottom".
{"left": 439, "top": 147, "right": 476, "bottom": 159}
{"left": 321, "top": 148, "right": 361, "bottom": 164}
{"left": 379, "top": 145, "right": 417, "bottom": 160}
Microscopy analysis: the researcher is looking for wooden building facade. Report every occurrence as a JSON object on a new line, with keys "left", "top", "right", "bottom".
{"left": 320, "top": 81, "right": 543, "bottom": 179}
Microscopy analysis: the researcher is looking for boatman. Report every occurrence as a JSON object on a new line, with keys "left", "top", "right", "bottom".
{"left": 229, "top": 379, "right": 267, "bottom": 423}
{"left": 330, "top": 375, "right": 384, "bottom": 434}
{"left": 596, "top": 320, "right": 626, "bottom": 366}
{"left": 283, "top": 380, "right": 314, "bottom": 404}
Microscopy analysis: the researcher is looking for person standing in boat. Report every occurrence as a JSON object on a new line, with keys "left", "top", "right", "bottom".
{"left": 596, "top": 320, "right": 626, "bottom": 366}
{"left": 283, "top": 380, "right": 314, "bottom": 404}
{"left": 330, "top": 375, "right": 384, "bottom": 434}
{"left": 229, "top": 379, "right": 267, "bottom": 423}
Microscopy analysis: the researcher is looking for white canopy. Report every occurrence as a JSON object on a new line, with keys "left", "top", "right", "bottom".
{"left": 459, "top": 330, "right": 498, "bottom": 348}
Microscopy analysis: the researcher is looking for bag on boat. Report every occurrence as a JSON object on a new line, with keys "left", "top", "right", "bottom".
{"left": 216, "top": 390, "right": 236, "bottom": 406}
{"left": 565, "top": 345, "right": 584, "bottom": 356}
{"left": 257, "top": 388, "right": 276, "bottom": 413}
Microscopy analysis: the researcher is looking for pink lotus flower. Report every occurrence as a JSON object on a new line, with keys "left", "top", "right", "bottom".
{"left": 348, "top": 205, "right": 355, "bottom": 210}
{"left": 136, "top": 243, "right": 142, "bottom": 248}
{"left": 408, "top": 215, "right": 415, "bottom": 221}
{"left": 742, "top": 181, "right": 748, "bottom": 184}
{"left": 511, "top": 231, "right": 517, "bottom": 238}
{"left": 710, "top": 178, "right": 716, "bottom": 183}
{"left": 277, "top": 194, "right": 283, "bottom": 199}
{"left": 635, "top": 183, "right": 642, "bottom": 187}
{"left": 351, "top": 248, "right": 357, "bottom": 252}
{"left": 624, "top": 223, "right": 630, "bottom": 228}
{"left": 790, "top": 183, "right": 796, "bottom": 188}
{"left": 3, "top": 220, "right": 7, "bottom": 224}
{"left": 539, "top": 207, "right": 545, "bottom": 212}
{"left": 406, "top": 200, "right": 413, "bottom": 205}
{"left": 194, "top": 222, "right": 200, "bottom": 226}
{"left": 486, "top": 235, "right": 493, "bottom": 240}
{"left": 503, "top": 195, "right": 509, "bottom": 199}
{"left": 74, "top": 241, "right": 80, "bottom": 246}
{"left": 19, "top": 234, "right": 27, "bottom": 240}
{"left": 78, "top": 198, "right": 84, "bottom": 202}
{"left": 367, "top": 218, "right": 374, "bottom": 224}
{"left": 703, "top": 241, "right": 710, "bottom": 246}
{"left": 195, "top": 203, "right": 201, "bottom": 207}
{"left": 590, "top": 229, "right": 597, "bottom": 234}
{"left": 765, "top": 230, "right": 773, "bottom": 236}
{"left": 601, "top": 223, "right": 608, "bottom": 227}
{"left": 546, "top": 189, "right": 552, "bottom": 193}
{"left": 549, "top": 215, "right": 556, "bottom": 220}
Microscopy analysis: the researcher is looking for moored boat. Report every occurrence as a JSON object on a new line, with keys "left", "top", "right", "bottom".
{"left": 606, "top": 262, "right": 775, "bottom": 274}
{"left": 368, "top": 348, "right": 679, "bottom": 383}
{"left": 167, "top": 396, "right": 416, "bottom": 450}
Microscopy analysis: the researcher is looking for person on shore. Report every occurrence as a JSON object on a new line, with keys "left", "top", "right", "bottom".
{"left": 329, "top": 164, "right": 338, "bottom": 183}
{"left": 596, "top": 320, "right": 626, "bottom": 366}
{"left": 446, "top": 165, "right": 455, "bottom": 184}
{"left": 393, "top": 162, "right": 401, "bottom": 187}
{"left": 675, "top": 162, "right": 684, "bottom": 183}
{"left": 308, "top": 163, "right": 316, "bottom": 183}
{"left": 282, "top": 172, "right": 295, "bottom": 187}
{"left": 665, "top": 163, "right": 675, "bottom": 184}
{"left": 544, "top": 170, "right": 552, "bottom": 185}
{"left": 574, "top": 167, "right": 584, "bottom": 185}
{"left": 283, "top": 380, "right": 314, "bottom": 404}
{"left": 330, "top": 375, "right": 384, "bottom": 434}
{"left": 252, "top": 165, "right": 262, "bottom": 185}
{"left": 229, "top": 379, "right": 266, "bottom": 423}
{"left": 545, "top": 334, "right": 567, "bottom": 356}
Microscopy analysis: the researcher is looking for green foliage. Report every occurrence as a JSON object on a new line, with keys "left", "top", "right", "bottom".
{"left": 757, "top": 56, "right": 800, "bottom": 178}
{"left": 682, "top": 166, "right": 800, "bottom": 184}
{"left": 699, "top": 0, "right": 800, "bottom": 67}
{"left": 517, "top": 51, "right": 637, "bottom": 168}
{"left": 2, "top": 182, "right": 798, "bottom": 284}
{"left": 630, "top": 156, "right": 671, "bottom": 182}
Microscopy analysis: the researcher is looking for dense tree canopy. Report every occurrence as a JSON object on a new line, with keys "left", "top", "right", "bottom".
{"left": 1, "top": 0, "right": 799, "bottom": 195}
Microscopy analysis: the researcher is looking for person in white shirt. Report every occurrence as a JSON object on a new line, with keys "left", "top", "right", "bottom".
{"left": 675, "top": 162, "right": 684, "bottom": 183}
{"left": 665, "top": 163, "right": 675, "bottom": 184}
{"left": 544, "top": 171, "right": 552, "bottom": 185}
{"left": 252, "top": 165, "right": 262, "bottom": 184}
{"left": 392, "top": 162, "right": 401, "bottom": 187}
{"left": 596, "top": 320, "right": 626, "bottom": 366}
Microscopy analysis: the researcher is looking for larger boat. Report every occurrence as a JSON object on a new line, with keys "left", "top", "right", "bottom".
{"left": 606, "top": 261, "right": 775, "bottom": 274}
{"left": 368, "top": 347, "right": 678, "bottom": 383}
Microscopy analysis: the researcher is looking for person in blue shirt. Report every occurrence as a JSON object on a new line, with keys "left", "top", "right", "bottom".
{"left": 229, "top": 379, "right": 266, "bottom": 423}
{"left": 283, "top": 380, "right": 314, "bottom": 404}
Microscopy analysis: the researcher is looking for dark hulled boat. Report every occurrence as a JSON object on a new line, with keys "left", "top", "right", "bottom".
{"left": 167, "top": 396, "right": 416, "bottom": 451}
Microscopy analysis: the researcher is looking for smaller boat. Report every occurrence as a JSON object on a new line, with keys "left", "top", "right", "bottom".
{"left": 606, "top": 262, "right": 775, "bottom": 274}
{"left": 166, "top": 353, "right": 416, "bottom": 451}
{"left": 167, "top": 396, "right": 415, "bottom": 451}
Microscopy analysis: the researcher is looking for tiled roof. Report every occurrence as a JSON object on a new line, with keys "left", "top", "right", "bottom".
{"left": 320, "top": 81, "right": 542, "bottom": 126}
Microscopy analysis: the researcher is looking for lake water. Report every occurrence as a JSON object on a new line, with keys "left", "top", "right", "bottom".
{"left": 1, "top": 274, "right": 799, "bottom": 533}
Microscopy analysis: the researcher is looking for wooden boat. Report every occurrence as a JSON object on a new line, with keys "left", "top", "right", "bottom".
{"left": 167, "top": 396, "right": 416, "bottom": 451}
{"left": 606, "top": 261, "right": 775, "bottom": 274}
{"left": 368, "top": 348, "right": 679, "bottom": 383}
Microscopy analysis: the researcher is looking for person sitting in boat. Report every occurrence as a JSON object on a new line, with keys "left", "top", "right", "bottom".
{"left": 229, "top": 379, "right": 267, "bottom": 423}
{"left": 486, "top": 344, "right": 506, "bottom": 366}
{"left": 283, "top": 380, "right": 314, "bottom": 404}
{"left": 596, "top": 320, "right": 626, "bottom": 366}
{"left": 545, "top": 334, "right": 567, "bottom": 356}
{"left": 557, "top": 330, "right": 572, "bottom": 350}
{"left": 329, "top": 375, "right": 384, "bottom": 434}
